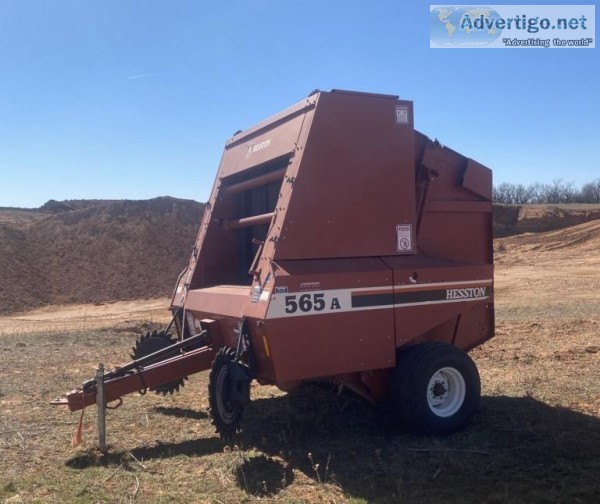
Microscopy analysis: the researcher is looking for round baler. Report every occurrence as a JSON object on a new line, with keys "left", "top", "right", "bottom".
{"left": 54, "top": 89, "right": 494, "bottom": 443}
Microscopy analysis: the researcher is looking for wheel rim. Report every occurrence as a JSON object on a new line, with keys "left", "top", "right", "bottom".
{"left": 426, "top": 366, "right": 466, "bottom": 417}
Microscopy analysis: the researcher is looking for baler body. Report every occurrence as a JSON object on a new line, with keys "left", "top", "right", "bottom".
{"left": 171, "top": 89, "right": 494, "bottom": 401}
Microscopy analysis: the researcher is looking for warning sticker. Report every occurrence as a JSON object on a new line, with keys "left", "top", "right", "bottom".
{"left": 396, "top": 224, "right": 413, "bottom": 253}
{"left": 395, "top": 105, "right": 409, "bottom": 124}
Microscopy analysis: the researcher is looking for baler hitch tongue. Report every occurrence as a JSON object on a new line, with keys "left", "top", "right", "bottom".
{"left": 49, "top": 330, "right": 214, "bottom": 412}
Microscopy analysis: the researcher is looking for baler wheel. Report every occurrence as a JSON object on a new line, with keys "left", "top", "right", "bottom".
{"left": 388, "top": 343, "right": 480, "bottom": 435}
{"left": 130, "top": 330, "right": 188, "bottom": 395}
{"left": 208, "top": 346, "right": 251, "bottom": 443}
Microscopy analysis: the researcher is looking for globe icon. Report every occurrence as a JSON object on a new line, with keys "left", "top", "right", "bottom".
{"left": 430, "top": 6, "right": 503, "bottom": 46}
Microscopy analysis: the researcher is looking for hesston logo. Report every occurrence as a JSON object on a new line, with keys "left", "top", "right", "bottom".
{"left": 247, "top": 139, "right": 271, "bottom": 155}
{"left": 446, "top": 287, "right": 487, "bottom": 300}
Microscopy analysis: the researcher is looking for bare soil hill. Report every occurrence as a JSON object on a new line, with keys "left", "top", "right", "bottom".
{"left": 493, "top": 203, "right": 600, "bottom": 237}
{"left": 0, "top": 198, "right": 204, "bottom": 315}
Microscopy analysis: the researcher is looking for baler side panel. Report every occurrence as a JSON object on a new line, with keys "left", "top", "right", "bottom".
{"left": 416, "top": 134, "right": 494, "bottom": 265}
{"left": 266, "top": 311, "right": 395, "bottom": 383}
{"left": 382, "top": 258, "right": 493, "bottom": 349}
{"left": 264, "top": 258, "right": 395, "bottom": 383}
{"left": 452, "top": 301, "right": 495, "bottom": 350}
{"left": 274, "top": 92, "right": 417, "bottom": 260}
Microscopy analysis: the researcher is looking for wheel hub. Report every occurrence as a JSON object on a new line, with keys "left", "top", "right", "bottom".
{"left": 430, "top": 380, "right": 449, "bottom": 403}
{"left": 426, "top": 367, "right": 466, "bottom": 418}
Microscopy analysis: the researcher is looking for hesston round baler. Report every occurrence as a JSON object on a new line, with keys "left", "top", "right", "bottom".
{"left": 52, "top": 89, "right": 494, "bottom": 445}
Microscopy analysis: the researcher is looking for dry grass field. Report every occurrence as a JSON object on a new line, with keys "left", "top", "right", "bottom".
{"left": 1, "top": 221, "right": 599, "bottom": 503}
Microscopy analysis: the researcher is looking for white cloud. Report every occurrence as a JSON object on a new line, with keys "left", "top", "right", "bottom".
{"left": 127, "top": 73, "right": 156, "bottom": 80}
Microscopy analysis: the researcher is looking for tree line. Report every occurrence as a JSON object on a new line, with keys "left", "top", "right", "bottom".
{"left": 493, "top": 178, "right": 600, "bottom": 204}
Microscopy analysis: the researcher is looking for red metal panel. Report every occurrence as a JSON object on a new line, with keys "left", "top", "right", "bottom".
{"left": 452, "top": 302, "right": 495, "bottom": 350}
{"left": 419, "top": 211, "right": 493, "bottom": 264}
{"left": 263, "top": 257, "right": 395, "bottom": 382}
{"left": 273, "top": 91, "right": 416, "bottom": 260}
{"left": 219, "top": 102, "right": 313, "bottom": 178}
{"left": 185, "top": 285, "right": 250, "bottom": 318}
{"left": 266, "top": 310, "right": 395, "bottom": 383}
{"left": 225, "top": 98, "right": 316, "bottom": 149}
{"left": 462, "top": 159, "right": 493, "bottom": 200}
{"left": 415, "top": 134, "right": 493, "bottom": 265}
{"left": 382, "top": 257, "right": 493, "bottom": 349}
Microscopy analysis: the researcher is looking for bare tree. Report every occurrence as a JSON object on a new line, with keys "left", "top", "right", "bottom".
{"left": 493, "top": 178, "right": 599, "bottom": 204}
{"left": 494, "top": 182, "right": 537, "bottom": 204}
{"left": 580, "top": 179, "right": 600, "bottom": 203}
{"left": 513, "top": 183, "right": 534, "bottom": 204}
{"left": 528, "top": 182, "right": 547, "bottom": 204}
{"left": 493, "top": 182, "right": 513, "bottom": 204}
{"left": 537, "top": 179, "right": 577, "bottom": 204}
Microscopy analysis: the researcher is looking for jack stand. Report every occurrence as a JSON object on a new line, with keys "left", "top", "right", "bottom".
{"left": 96, "top": 363, "right": 107, "bottom": 452}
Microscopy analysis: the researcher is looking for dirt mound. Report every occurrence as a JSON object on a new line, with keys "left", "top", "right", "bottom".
{"left": 494, "top": 219, "right": 600, "bottom": 266}
{"left": 39, "top": 199, "right": 75, "bottom": 213}
{"left": 0, "top": 197, "right": 204, "bottom": 315}
{"left": 498, "top": 219, "right": 600, "bottom": 250}
{"left": 493, "top": 203, "right": 600, "bottom": 237}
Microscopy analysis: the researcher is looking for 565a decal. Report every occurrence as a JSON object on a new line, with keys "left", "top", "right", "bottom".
{"left": 268, "top": 289, "right": 350, "bottom": 318}
{"left": 284, "top": 293, "right": 341, "bottom": 314}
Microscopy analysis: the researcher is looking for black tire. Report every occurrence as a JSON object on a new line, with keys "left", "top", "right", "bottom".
{"left": 130, "top": 330, "right": 187, "bottom": 395}
{"left": 388, "top": 342, "right": 480, "bottom": 435}
{"left": 208, "top": 347, "right": 248, "bottom": 443}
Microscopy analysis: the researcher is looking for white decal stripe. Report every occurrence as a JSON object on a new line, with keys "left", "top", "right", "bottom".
{"left": 336, "top": 296, "right": 491, "bottom": 312}
{"left": 342, "top": 279, "right": 493, "bottom": 293}
{"left": 392, "top": 296, "right": 490, "bottom": 308}
{"left": 393, "top": 279, "right": 493, "bottom": 290}
{"left": 265, "top": 281, "right": 493, "bottom": 319}
{"left": 265, "top": 295, "right": 491, "bottom": 319}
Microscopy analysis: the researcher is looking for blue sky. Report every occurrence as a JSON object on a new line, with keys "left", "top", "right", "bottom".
{"left": 0, "top": 0, "right": 597, "bottom": 208}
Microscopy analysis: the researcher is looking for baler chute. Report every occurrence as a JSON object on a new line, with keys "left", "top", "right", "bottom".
{"left": 53, "top": 89, "right": 494, "bottom": 443}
